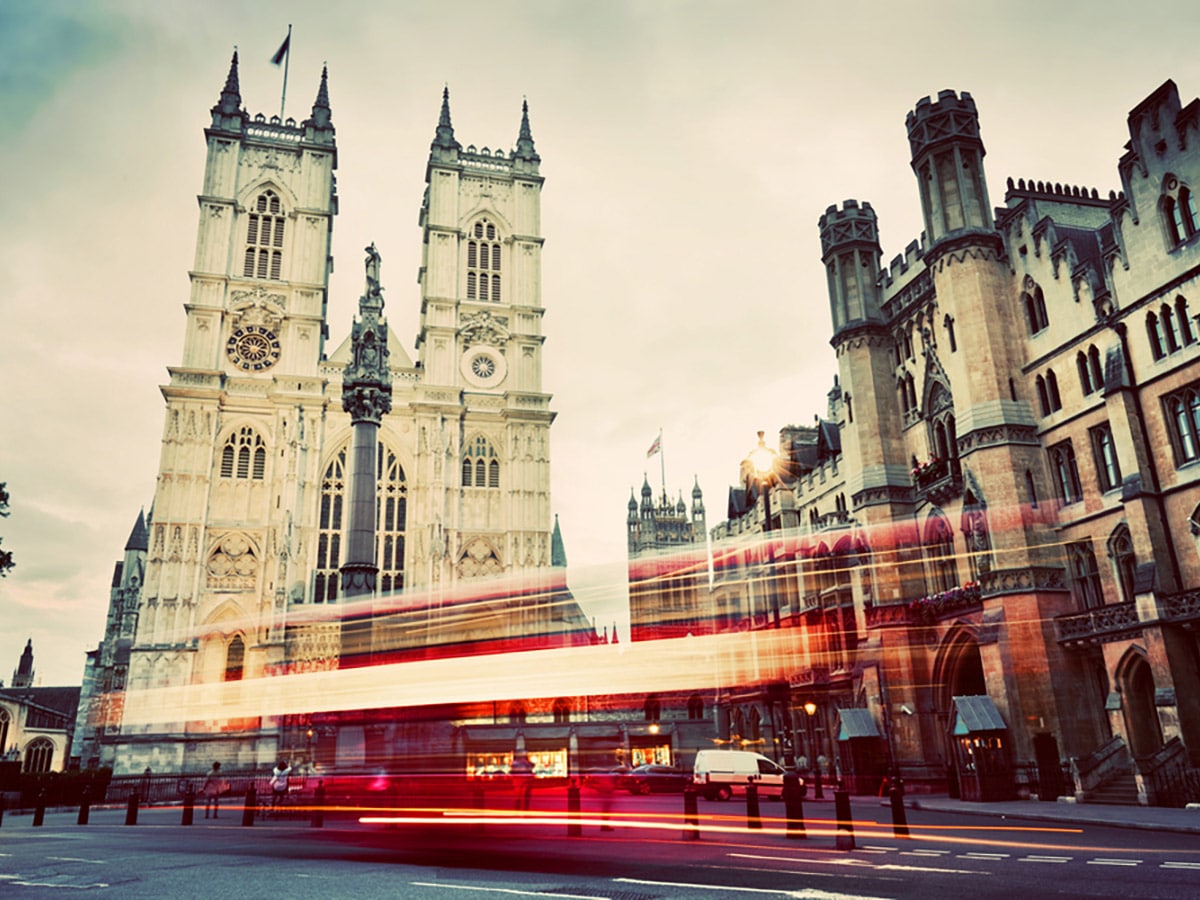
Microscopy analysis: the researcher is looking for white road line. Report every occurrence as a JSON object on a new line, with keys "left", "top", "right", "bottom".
{"left": 1020, "top": 855, "right": 1071, "bottom": 864}
{"left": 727, "top": 853, "right": 981, "bottom": 877}
{"left": 47, "top": 857, "right": 105, "bottom": 864}
{"left": 959, "top": 853, "right": 1008, "bottom": 860}
{"left": 860, "top": 845, "right": 897, "bottom": 852}
{"left": 615, "top": 878, "right": 895, "bottom": 899}
{"left": 1161, "top": 861, "right": 1200, "bottom": 870}
{"left": 900, "top": 849, "right": 948, "bottom": 856}
{"left": 1087, "top": 859, "right": 1141, "bottom": 867}
{"left": 410, "top": 883, "right": 607, "bottom": 900}
{"left": 10, "top": 883, "right": 111, "bottom": 890}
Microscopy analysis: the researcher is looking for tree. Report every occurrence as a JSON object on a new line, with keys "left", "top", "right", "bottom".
{"left": 0, "top": 482, "right": 12, "bottom": 577}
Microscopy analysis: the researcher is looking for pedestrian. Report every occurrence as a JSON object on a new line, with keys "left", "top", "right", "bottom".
{"left": 270, "top": 759, "right": 292, "bottom": 815}
{"left": 202, "top": 761, "right": 226, "bottom": 819}
{"left": 510, "top": 753, "right": 534, "bottom": 811}
{"left": 140, "top": 766, "right": 152, "bottom": 805}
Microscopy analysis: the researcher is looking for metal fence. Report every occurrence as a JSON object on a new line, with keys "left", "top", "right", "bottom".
{"left": 104, "top": 770, "right": 309, "bottom": 806}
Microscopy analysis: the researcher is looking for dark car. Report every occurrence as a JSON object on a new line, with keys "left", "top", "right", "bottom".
{"left": 583, "top": 765, "right": 632, "bottom": 793}
{"left": 625, "top": 763, "right": 690, "bottom": 794}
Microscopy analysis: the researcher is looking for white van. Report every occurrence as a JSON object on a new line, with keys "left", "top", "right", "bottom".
{"left": 692, "top": 749, "right": 791, "bottom": 801}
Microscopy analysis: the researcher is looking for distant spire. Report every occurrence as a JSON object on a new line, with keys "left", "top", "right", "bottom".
{"left": 302, "top": 64, "right": 334, "bottom": 139}
{"left": 514, "top": 98, "right": 540, "bottom": 162}
{"left": 216, "top": 50, "right": 241, "bottom": 115}
{"left": 125, "top": 509, "right": 148, "bottom": 552}
{"left": 432, "top": 85, "right": 461, "bottom": 151}
{"left": 210, "top": 49, "right": 247, "bottom": 131}
{"left": 13, "top": 638, "right": 34, "bottom": 688}
{"left": 551, "top": 514, "right": 567, "bottom": 567}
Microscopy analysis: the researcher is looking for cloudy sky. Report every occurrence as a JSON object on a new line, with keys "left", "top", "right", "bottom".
{"left": 3, "top": 0, "right": 1199, "bottom": 685}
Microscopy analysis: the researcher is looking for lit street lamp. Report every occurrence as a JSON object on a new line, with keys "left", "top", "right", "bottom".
{"left": 803, "top": 701, "right": 824, "bottom": 799}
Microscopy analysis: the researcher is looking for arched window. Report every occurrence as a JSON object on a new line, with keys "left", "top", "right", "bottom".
{"left": 1023, "top": 283, "right": 1049, "bottom": 334}
{"left": 1164, "top": 385, "right": 1200, "bottom": 464}
{"left": 1177, "top": 296, "right": 1195, "bottom": 345}
{"left": 1025, "top": 469, "right": 1039, "bottom": 508}
{"left": 462, "top": 435, "right": 500, "bottom": 488}
{"left": 1069, "top": 541, "right": 1104, "bottom": 610}
{"left": 925, "top": 512, "right": 957, "bottom": 594}
{"left": 1047, "top": 370, "right": 1062, "bottom": 411}
{"left": 466, "top": 218, "right": 502, "bottom": 301}
{"left": 687, "top": 695, "right": 704, "bottom": 720}
{"left": 644, "top": 695, "right": 661, "bottom": 722}
{"left": 1090, "top": 422, "right": 1122, "bottom": 492}
{"left": 1049, "top": 440, "right": 1082, "bottom": 503}
{"left": 243, "top": 190, "right": 285, "bottom": 280}
{"left": 1162, "top": 178, "right": 1198, "bottom": 248}
{"left": 508, "top": 702, "right": 527, "bottom": 724}
{"left": 1147, "top": 312, "right": 1166, "bottom": 360}
{"left": 1109, "top": 525, "right": 1137, "bottom": 604}
{"left": 1163, "top": 304, "right": 1181, "bottom": 353}
{"left": 1036, "top": 375, "right": 1050, "bottom": 416}
{"left": 224, "top": 635, "right": 245, "bottom": 681}
{"left": 1088, "top": 345, "right": 1104, "bottom": 390}
{"left": 220, "top": 427, "right": 267, "bottom": 481}
{"left": 1077, "top": 351, "right": 1093, "bottom": 395}
{"left": 552, "top": 698, "right": 571, "bottom": 724}
{"left": 0, "top": 708, "right": 10, "bottom": 758}
{"left": 312, "top": 442, "right": 408, "bottom": 602}
{"left": 22, "top": 737, "right": 55, "bottom": 774}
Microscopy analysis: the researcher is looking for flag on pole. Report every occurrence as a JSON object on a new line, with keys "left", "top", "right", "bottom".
{"left": 646, "top": 434, "right": 662, "bottom": 458}
{"left": 270, "top": 33, "right": 291, "bottom": 65}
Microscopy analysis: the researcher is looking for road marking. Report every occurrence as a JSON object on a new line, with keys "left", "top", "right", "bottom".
{"left": 727, "top": 853, "right": 981, "bottom": 877}
{"left": 1020, "top": 855, "right": 1071, "bottom": 864}
{"left": 860, "top": 845, "right": 897, "bottom": 852}
{"left": 1161, "top": 861, "right": 1200, "bottom": 870}
{"left": 10, "top": 883, "right": 111, "bottom": 890}
{"left": 1087, "top": 859, "right": 1140, "bottom": 867}
{"left": 47, "top": 857, "right": 105, "bottom": 864}
{"left": 411, "top": 883, "right": 607, "bottom": 900}
{"left": 900, "top": 849, "right": 948, "bottom": 856}
{"left": 616, "top": 878, "right": 894, "bottom": 899}
{"left": 959, "top": 853, "right": 1009, "bottom": 860}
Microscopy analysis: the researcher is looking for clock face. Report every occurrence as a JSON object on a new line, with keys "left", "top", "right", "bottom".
{"left": 227, "top": 326, "right": 281, "bottom": 371}
{"left": 461, "top": 346, "right": 506, "bottom": 388}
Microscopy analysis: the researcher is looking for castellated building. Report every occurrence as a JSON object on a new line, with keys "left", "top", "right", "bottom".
{"left": 710, "top": 81, "right": 1200, "bottom": 802}
{"left": 75, "top": 54, "right": 597, "bottom": 774}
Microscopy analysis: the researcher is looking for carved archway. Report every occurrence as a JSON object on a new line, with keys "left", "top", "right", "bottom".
{"left": 1115, "top": 649, "right": 1162, "bottom": 758}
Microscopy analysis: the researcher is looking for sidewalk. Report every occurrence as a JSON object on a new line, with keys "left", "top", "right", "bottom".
{"left": 903, "top": 792, "right": 1200, "bottom": 835}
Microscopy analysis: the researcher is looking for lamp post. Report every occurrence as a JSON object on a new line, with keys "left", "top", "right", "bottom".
{"left": 804, "top": 701, "right": 824, "bottom": 799}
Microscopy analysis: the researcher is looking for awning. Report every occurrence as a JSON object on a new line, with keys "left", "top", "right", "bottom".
{"left": 837, "top": 708, "right": 880, "bottom": 741}
{"left": 952, "top": 695, "right": 1007, "bottom": 735}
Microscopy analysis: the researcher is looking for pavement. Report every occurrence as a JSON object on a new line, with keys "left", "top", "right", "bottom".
{"left": 4, "top": 792, "right": 1200, "bottom": 836}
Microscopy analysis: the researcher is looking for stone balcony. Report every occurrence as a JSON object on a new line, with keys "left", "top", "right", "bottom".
{"left": 912, "top": 457, "right": 962, "bottom": 505}
{"left": 1055, "top": 601, "right": 1141, "bottom": 646}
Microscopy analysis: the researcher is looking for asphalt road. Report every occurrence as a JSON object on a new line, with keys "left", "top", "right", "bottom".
{"left": 2, "top": 794, "right": 1198, "bottom": 898}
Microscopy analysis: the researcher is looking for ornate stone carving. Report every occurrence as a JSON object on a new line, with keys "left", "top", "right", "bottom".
{"left": 460, "top": 310, "right": 512, "bottom": 349}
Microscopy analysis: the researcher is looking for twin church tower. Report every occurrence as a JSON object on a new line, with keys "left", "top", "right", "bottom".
{"left": 78, "top": 53, "right": 567, "bottom": 770}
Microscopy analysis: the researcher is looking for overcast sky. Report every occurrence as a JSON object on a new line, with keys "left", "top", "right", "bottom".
{"left": 3, "top": 0, "right": 1200, "bottom": 685}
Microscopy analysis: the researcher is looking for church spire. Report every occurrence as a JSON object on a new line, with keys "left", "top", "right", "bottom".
{"left": 303, "top": 64, "right": 335, "bottom": 143}
{"left": 551, "top": 514, "right": 567, "bottom": 567}
{"left": 210, "top": 50, "right": 247, "bottom": 132}
{"left": 431, "top": 85, "right": 461, "bottom": 152}
{"left": 125, "top": 509, "right": 148, "bottom": 552}
{"left": 514, "top": 98, "right": 540, "bottom": 163}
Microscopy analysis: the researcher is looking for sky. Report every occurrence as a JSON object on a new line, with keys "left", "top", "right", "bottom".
{"left": 3, "top": 0, "right": 1200, "bottom": 686}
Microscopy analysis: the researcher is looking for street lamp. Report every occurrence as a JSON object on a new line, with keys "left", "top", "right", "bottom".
{"left": 803, "top": 701, "right": 824, "bottom": 799}
{"left": 748, "top": 431, "right": 780, "bottom": 628}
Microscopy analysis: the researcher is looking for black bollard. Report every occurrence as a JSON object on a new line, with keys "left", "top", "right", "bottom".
{"left": 889, "top": 778, "right": 909, "bottom": 838}
{"left": 682, "top": 785, "right": 700, "bottom": 840}
{"left": 311, "top": 782, "right": 325, "bottom": 829}
{"left": 783, "top": 771, "right": 806, "bottom": 839}
{"left": 78, "top": 787, "right": 91, "bottom": 825}
{"left": 745, "top": 781, "right": 762, "bottom": 829}
{"left": 125, "top": 791, "right": 139, "bottom": 826}
{"left": 242, "top": 785, "right": 256, "bottom": 826}
{"left": 833, "top": 787, "right": 854, "bottom": 850}
{"left": 0, "top": 793, "right": 5, "bottom": 828}
{"left": 566, "top": 781, "right": 581, "bottom": 837}
{"left": 182, "top": 785, "right": 195, "bottom": 826}
{"left": 812, "top": 768, "right": 824, "bottom": 800}
{"left": 33, "top": 791, "right": 46, "bottom": 827}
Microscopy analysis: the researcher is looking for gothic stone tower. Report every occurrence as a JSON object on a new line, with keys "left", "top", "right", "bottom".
{"left": 411, "top": 92, "right": 554, "bottom": 588}
{"left": 104, "top": 61, "right": 559, "bottom": 772}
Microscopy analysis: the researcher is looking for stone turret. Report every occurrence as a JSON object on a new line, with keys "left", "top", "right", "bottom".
{"left": 818, "top": 199, "right": 883, "bottom": 337}
{"left": 906, "top": 90, "right": 995, "bottom": 253}
{"left": 209, "top": 51, "right": 247, "bottom": 133}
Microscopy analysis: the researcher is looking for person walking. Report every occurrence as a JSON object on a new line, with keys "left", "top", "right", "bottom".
{"left": 270, "top": 759, "right": 292, "bottom": 815}
{"left": 202, "top": 762, "right": 226, "bottom": 819}
{"left": 510, "top": 754, "right": 534, "bottom": 811}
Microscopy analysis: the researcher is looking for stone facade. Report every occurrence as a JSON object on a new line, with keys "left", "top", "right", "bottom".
{"left": 83, "top": 56, "right": 587, "bottom": 775}
{"left": 707, "top": 81, "right": 1200, "bottom": 802}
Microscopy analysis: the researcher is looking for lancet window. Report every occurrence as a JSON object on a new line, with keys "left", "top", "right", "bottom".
{"left": 243, "top": 190, "right": 285, "bottom": 280}
{"left": 462, "top": 434, "right": 500, "bottom": 488}
{"left": 466, "top": 218, "right": 502, "bottom": 301}
{"left": 220, "top": 427, "right": 267, "bottom": 480}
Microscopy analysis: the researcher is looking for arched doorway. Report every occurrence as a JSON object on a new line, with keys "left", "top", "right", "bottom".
{"left": 1117, "top": 652, "right": 1162, "bottom": 758}
{"left": 933, "top": 628, "right": 988, "bottom": 796}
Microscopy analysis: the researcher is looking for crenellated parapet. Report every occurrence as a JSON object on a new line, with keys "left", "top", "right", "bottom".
{"left": 905, "top": 90, "right": 983, "bottom": 160}
{"left": 820, "top": 200, "right": 885, "bottom": 335}
{"left": 818, "top": 199, "right": 881, "bottom": 259}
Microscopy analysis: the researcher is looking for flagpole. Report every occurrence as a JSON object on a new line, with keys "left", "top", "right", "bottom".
{"left": 658, "top": 428, "right": 666, "bottom": 497}
{"left": 279, "top": 23, "right": 292, "bottom": 120}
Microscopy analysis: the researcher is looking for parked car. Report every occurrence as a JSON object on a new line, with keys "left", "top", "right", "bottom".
{"left": 583, "top": 765, "right": 632, "bottom": 793}
{"left": 625, "top": 764, "right": 690, "bottom": 794}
